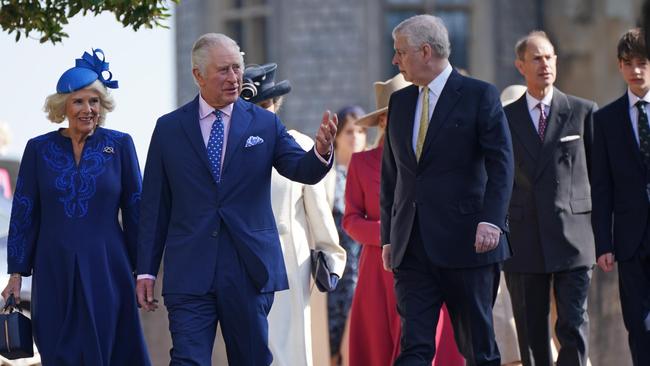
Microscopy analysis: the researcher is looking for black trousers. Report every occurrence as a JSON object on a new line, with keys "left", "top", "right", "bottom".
{"left": 618, "top": 243, "right": 650, "bottom": 366}
{"left": 505, "top": 267, "right": 592, "bottom": 366}
{"left": 393, "top": 224, "right": 501, "bottom": 366}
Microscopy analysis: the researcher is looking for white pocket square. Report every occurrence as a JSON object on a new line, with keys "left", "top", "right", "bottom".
{"left": 245, "top": 136, "right": 264, "bottom": 147}
{"left": 560, "top": 135, "right": 581, "bottom": 142}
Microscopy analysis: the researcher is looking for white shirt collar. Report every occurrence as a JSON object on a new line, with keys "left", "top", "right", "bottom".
{"left": 198, "top": 93, "right": 234, "bottom": 119}
{"left": 525, "top": 88, "right": 554, "bottom": 112}
{"left": 627, "top": 88, "right": 650, "bottom": 109}
{"left": 419, "top": 62, "right": 453, "bottom": 96}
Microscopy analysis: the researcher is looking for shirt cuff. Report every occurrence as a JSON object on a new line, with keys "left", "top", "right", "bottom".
{"left": 479, "top": 221, "right": 502, "bottom": 232}
{"left": 314, "top": 144, "right": 333, "bottom": 165}
{"left": 137, "top": 274, "right": 156, "bottom": 281}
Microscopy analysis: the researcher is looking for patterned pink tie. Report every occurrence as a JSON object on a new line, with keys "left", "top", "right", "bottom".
{"left": 537, "top": 103, "right": 547, "bottom": 141}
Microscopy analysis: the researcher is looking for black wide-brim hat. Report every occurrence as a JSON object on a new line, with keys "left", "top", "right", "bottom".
{"left": 241, "top": 63, "right": 291, "bottom": 104}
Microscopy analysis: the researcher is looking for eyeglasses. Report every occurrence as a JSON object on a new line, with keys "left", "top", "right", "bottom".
{"left": 394, "top": 45, "right": 424, "bottom": 59}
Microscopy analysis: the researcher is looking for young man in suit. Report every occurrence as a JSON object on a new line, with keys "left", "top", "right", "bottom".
{"left": 591, "top": 28, "right": 650, "bottom": 366}
{"left": 380, "top": 14, "right": 514, "bottom": 366}
{"left": 503, "top": 31, "right": 597, "bottom": 366}
{"left": 135, "top": 33, "right": 337, "bottom": 366}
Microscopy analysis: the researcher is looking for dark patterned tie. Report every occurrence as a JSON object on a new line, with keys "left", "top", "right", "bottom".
{"left": 638, "top": 101, "right": 650, "bottom": 213}
{"left": 207, "top": 110, "right": 225, "bottom": 182}
{"left": 537, "top": 103, "right": 547, "bottom": 141}
{"left": 636, "top": 101, "right": 650, "bottom": 167}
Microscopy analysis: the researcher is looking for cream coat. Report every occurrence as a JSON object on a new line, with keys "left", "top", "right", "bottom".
{"left": 268, "top": 130, "right": 346, "bottom": 366}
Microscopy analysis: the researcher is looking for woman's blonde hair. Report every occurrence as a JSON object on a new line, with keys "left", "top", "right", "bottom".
{"left": 43, "top": 80, "right": 115, "bottom": 125}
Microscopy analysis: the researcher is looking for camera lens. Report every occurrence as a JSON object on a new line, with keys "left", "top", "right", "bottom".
{"left": 241, "top": 78, "right": 257, "bottom": 100}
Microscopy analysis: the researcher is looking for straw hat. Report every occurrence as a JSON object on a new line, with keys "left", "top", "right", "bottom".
{"left": 500, "top": 85, "right": 527, "bottom": 106}
{"left": 356, "top": 73, "right": 411, "bottom": 127}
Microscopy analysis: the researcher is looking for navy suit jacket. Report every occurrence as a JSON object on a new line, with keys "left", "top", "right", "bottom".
{"left": 380, "top": 70, "right": 514, "bottom": 268}
{"left": 137, "top": 97, "right": 331, "bottom": 294}
{"left": 592, "top": 93, "right": 649, "bottom": 262}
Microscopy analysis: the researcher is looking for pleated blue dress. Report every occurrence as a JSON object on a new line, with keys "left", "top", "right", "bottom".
{"left": 6, "top": 127, "right": 151, "bottom": 366}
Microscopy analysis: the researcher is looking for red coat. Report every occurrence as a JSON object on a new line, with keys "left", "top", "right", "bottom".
{"left": 343, "top": 146, "right": 463, "bottom": 366}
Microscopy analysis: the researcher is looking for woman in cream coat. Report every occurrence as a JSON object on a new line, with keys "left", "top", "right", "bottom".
{"left": 269, "top": 128, "right": 346, "bottom": 366}
{"left": 223, "top": 63, "right": 346, "bottom": 366}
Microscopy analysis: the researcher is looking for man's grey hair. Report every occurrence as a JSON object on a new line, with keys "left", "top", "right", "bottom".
{"left": 191, "top": 33, "right": 244, "bottom": 77}
{"left": 392, "top": 15, "right": 451, "bottom": 59}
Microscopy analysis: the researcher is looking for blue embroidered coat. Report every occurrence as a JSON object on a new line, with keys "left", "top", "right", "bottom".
{"left": 7, "top": 127, "right": 150, "bottom": 366}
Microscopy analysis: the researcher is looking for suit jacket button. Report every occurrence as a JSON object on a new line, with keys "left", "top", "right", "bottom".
{"left": 212, "top": 230, "right": 219, "bottom": 237}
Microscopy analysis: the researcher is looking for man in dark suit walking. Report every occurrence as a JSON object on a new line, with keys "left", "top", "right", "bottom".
{"left": 380, "top": 14, "right": 514, "bottom": 366}
{"left": 591, "top": 28, "right": 650, "bottom": 366}
{"left": 135, "top": 33, "right": 337, "bottom": 365}
{"left": 503, "top": 31, "right": 597, "bottom": 366}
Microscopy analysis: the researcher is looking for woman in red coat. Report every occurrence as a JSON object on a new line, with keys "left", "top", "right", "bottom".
{"left": 343, "top": 74, "right": 464, "bottom": 366}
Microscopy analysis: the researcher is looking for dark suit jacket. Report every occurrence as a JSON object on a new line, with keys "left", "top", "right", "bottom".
{"left": 592, "top": 93, "right": 649, "bottom": 262}
{"left": 380, "top": 69, "right": 514, "bottom": 269}
{"left": 504, "top": 89, "right": 597, "bottom": 273}
{"left": 137, "top": 97, "right": 330, "bottom": 295}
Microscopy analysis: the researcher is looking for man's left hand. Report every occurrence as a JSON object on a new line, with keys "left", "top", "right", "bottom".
{"left": 474, "top": 223, "right": 501, "bottom": 253}
{"left": 315, "top": 111, "right": 338, "bottom": 156}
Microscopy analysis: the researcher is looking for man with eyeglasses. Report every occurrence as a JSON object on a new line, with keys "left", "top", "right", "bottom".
{"left": 380, "top": 14, "right": 514, "bottom": 366}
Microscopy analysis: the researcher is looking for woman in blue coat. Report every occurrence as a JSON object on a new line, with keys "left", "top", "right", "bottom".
{"left": 1, "top": 49, "right": 151, "bottom": 366}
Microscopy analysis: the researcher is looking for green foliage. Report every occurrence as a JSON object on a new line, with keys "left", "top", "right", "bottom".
{"left": 0, "top": 0, "right": 178, "bottom": 44}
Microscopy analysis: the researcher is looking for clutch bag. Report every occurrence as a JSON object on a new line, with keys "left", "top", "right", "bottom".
{"left": 310, "top": 250, "right": 337, "bottom": 292}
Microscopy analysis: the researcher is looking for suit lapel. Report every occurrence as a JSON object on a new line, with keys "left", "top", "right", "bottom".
{"left": 617, "top": 93, "right": 644, "bottom": 170}
{"left": 534, "top": 88, "right": 573, "bottom": 180}
{"left": 180, "top": 96, "right": 214, "bottom": 175}
{"left": 508, "top": 94, "right": 542, "bottom": 162}
{"left": 222, "top": 99, "right": 252, "bottom": 172}
{"left": 397, "top": 85, "right": 419, "bottom": 165}
{"left": 419, "top": 70, "right": 462, "bottom": 160}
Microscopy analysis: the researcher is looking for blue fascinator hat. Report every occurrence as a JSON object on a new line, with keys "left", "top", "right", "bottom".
{"left": 56, "top": 48, "right": 119, "bottom": 93}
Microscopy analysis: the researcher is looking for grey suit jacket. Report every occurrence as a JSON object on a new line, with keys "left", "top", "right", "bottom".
{"left": 504, "top": 88, "right": 597, "bottom": 273}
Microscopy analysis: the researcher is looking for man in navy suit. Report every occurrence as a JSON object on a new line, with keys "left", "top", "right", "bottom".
{"left": 135, "top": 33, "right": 337, "bottom": 366}
{"left": 380, "top": 15, "right": 514, "bottom": 365}
{"left": 591, "top": 28, "right": 650, "bottom": 366}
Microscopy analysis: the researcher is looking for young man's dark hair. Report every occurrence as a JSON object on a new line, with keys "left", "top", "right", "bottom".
{"left": 617, "top": 28, "right": 647, "bottom": 60}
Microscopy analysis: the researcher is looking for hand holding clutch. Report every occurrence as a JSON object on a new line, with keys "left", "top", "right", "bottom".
{"left": 310, "top": 250, "right": 339, "bottom": 292}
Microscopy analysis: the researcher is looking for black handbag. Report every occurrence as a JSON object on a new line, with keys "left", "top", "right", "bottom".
{"left": 310, "top": 250, "right": 338, "bottom": 292}
{"left": 0, "top": 294, "right": 34, "bottom": 360}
